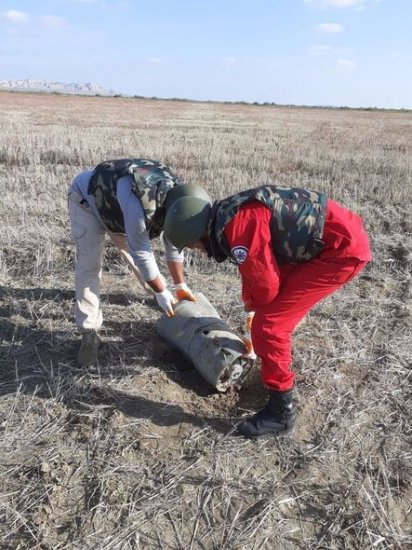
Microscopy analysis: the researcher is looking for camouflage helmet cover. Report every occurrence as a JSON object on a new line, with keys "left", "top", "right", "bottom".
{"left": 163, "top": 183, "right": 211, "bottom": 211}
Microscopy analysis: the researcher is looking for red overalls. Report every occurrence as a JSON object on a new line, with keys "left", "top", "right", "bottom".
{"left": 224, "top": 199, "right": 372, "bottom": 391}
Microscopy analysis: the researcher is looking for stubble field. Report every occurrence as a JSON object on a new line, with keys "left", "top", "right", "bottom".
{"left": 0, "top": 91, "right": 411, "bottom": 549}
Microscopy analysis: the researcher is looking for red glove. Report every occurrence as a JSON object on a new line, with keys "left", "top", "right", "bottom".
{"left": 242, "top": 310, "right": 257, "bottom": 360}
{"left": 174, "top": 283, "right": 196, "bottom": 302}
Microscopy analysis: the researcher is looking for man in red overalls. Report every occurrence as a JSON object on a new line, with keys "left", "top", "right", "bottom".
{"left": 163, "top": 185, "right": 372, "bottom": 438}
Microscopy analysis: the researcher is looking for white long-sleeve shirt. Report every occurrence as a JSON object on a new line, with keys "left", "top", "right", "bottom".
{"left": 69, "top": 170, "right": 183, "bottom": 281}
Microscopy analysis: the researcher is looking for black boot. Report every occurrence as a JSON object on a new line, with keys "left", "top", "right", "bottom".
{"left": 77, "top": 330, "right": 100, "bottom": 367}
{"left": 237, "top": 389, "right": 295, "bottom": 438}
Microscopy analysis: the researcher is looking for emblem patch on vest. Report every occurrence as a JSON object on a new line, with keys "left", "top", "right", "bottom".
{"left": 231, "top": 246, "right": 249, "bottom": 264}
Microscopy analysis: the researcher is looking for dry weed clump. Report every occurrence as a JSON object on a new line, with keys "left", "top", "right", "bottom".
{"left": 0, "top": 91, "right": 411, "bottom": 549}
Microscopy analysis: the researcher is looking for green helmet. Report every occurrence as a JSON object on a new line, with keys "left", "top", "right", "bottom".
{"left": 163, "top": 183, "right": 211, "bottom": 210}
{"left": 164, "top": 195, "right": 211, "bottom": 252}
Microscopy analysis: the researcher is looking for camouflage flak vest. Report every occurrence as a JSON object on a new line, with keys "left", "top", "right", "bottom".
{"left": 88, "top": 159, "right": 183, "bottom": 235}
{"left": 211, "top": 185, "right": 328, "bottom": 264}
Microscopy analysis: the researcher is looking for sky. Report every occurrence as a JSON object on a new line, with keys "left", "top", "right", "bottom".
{"left": 0, "top": 0, "right": 411, "bottom": 109}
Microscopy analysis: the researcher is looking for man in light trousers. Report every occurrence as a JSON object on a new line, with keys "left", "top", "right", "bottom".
{"left": 68, "top": 158, "right": 200, "bottom": 367}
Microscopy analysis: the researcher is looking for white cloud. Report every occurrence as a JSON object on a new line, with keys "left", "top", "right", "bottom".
{"left": 148, "top": 57, "right": 164, "bottom": 64}
{"left": 305, "top": 0, "right": 366, "bottom": 7}
{"left": 2, "top": 10, "right": 67, "bottom": 30}
{"left": 336, "top": 58, "right": 357, "bottom": 68}
{"left": 317, "top": 22, "right": 344, "bottom": 32}
{"left": 222, "top": 56, "right": 237, "bottom": 64}
{"left": 2, "top": 10, "right": 29, "bottom": 23}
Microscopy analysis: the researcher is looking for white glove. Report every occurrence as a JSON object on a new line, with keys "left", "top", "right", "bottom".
{"left": 155, "top": 289, "right": 177, "bottom": 317}
{"left": 174, "top": 283, "right": 196, "bottom": 302}
{"left": 242, "top": 310, "right": 257, "bottom": 360}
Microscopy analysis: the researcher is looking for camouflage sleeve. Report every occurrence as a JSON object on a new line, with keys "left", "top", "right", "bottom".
{"left": 224, "top": 202, "right": 280, "bottom": 310}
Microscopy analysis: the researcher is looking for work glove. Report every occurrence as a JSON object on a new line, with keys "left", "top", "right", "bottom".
{"left": 242, "top": 310, "right": 257, "bottom": 360}
{"left": 155, "top": 288, "right": 177, "bottom": 317}
{"left": 174, "top": 283, "right": 196, "bottom": 302}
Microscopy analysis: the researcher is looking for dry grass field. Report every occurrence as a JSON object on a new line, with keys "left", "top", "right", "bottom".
{"left": 0, "top": 90, "right": 411, "bottom": 549}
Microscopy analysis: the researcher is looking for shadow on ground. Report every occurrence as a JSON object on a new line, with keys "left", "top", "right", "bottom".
{"left": 0, "top": 285, "right": 234, "bottom": 433}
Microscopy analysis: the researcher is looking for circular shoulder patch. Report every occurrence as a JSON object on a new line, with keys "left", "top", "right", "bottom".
{"left": 231, "top": 246, "right": 249, "bottom": 264}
